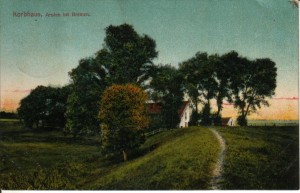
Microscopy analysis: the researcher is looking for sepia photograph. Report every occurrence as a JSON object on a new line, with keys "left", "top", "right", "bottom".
{"left": 0, "top": 0, "right": 299, "bottom": 190}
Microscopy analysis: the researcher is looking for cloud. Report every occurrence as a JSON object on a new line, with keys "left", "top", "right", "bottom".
{"left": 223, "top": 102, "right": 233, "bottom": 106}
{"left": 272, "top": 97, "right": 298, "bottom": 100}
{"left": 1, "top": 99, "right": 19, "bottom": 111}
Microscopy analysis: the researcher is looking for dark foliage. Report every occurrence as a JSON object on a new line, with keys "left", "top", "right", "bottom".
{"left": 17, "top": 85, "right": 70, "bottom": 129}
{"left": 65, "top": 24, "right": 158, "bottom": 137}
{"left": 0, "top": 111, "right": 18, "bottom": 119}
{"left": 65, "top": 58, "right": 104, "bottom": 137}
{"left": 149, "top": 65, "right": 184, "bottom": 128}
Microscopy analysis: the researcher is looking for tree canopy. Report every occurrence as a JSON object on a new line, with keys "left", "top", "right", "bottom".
{"left": 96, "top": 23, "right": 158, "bottom": 86}
{"left": 179, "top": 50, "right": 277, "bottom": 126}
{"left": 228, "top": 54, "right": 277, "bottom": 126}
{"left": 65, "top": 58, "right": 105, "bottom": 137}
{"left": 65, "top": 23, "right": 158, "bottom": 136}
{"left": 179, "top": 52, "right": 218, "bottom": 125}
{"left": 18, "top": 85, "right": 69, "bottom": 129}
{"left": 149, "top": 65, "right": 184, "bottom": 128}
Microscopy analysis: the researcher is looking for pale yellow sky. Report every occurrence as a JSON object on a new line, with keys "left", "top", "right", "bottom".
{"left": 2, "top": 91, "right": 298, "bottom": 120}
{"left": 220, "top": 99, "right": 299, "bottom": 120}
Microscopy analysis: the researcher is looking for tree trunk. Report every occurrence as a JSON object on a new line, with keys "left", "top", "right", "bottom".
{"left": 195, "top": 100, "right": 198, "bottom": 115}
{"left": 245, "top": 103, "right": 251, "bottom": 118}
{"left": 216, "top": 102, "right": 221, "bottom": 117}
{"left": 241, "top": 103, "right": 245, "bottom": 118}
{"left": 237, "top": 100, "right": 248, "bottom": 126}
{"left": 122, "top": 150, "right": 128, "bottom": 161}
{"left": 207, "top": 99, "right": 211, "bottom": 116}
{"left": 195, "top": 100, "right": 199, "bottom": 125}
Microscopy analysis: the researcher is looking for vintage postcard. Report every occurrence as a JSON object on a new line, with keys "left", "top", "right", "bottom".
{"left": 0, "top": 0, "right": 299, "bottom": 190}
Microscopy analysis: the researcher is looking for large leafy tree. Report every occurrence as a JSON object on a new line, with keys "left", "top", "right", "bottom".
{"left": 149, "top": 65, "right": 184, "bottom": 128}
{"left": 179, "top": 52, "right": 218, "bottom": 125}
{"left": 65, "top": 58, "right": 106, "bottom": 137}
{"left": 96, "top": 23, "right": 158, "bottom": 86}
{"left": 213, "top": 53, "right": 233, "bottom": 118}
{"left": 228, "top": 53, "right": 277, "bottom": 126}
{"left": 65, "top": 24, "right": 158, "bottom": 136}
{"left": 99, "top": 84, "right": 149, "bottom": 161}
{"left": 18, "top": 85, "right": 69, "bottom": 129}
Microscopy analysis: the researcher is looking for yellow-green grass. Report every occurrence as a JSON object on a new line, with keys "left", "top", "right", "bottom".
{"left": 216, "top": 126, "right": 299, "bottom": 190}
{"left": 0, "top": 121, "right": 219, "bottom": 190}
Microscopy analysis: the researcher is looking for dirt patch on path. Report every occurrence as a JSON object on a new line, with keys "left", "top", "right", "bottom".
{"left": 209, "top": 128, "right": 226, "bottom": 190}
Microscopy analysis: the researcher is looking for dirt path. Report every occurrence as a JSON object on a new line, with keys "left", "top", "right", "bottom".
{"left": 209, "top": 128, "right": 226, "bottom": 190}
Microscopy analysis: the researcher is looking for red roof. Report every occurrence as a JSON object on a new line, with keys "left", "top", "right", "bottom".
{"left": 178, "top": 101, "right": 189, "bottom": 118}
{"left": 147, "top": 102, "right": 163, "bottom": 114}
{"left": 147, "top": 101, "right": 189, "bottom": 118}
{"left": 221, "top": 117, "right": 231, "bottom": 126}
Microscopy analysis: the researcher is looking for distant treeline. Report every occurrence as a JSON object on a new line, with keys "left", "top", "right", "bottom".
{"left": 0, "top": 111, "right": 18, "bottom": 119}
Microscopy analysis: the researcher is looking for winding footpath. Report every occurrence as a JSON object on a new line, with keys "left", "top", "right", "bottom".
{"left": 209, "top": 128, "right": 226, "bottom": 190}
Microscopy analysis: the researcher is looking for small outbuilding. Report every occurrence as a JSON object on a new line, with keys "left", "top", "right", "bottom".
{"left": 221, "top": 117, "right": 236, "bottom": 126}
{"left": 221, "top": 117, "right": 231, "bottom": 126}
{"left": 227, "top": 117, "right": 236, "bottom": 126}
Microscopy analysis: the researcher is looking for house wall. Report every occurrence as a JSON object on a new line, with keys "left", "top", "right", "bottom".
{"left": 179, "top": 104, "right": 192, "bottom": 128}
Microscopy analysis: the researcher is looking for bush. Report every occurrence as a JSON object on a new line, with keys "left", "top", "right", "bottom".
{"left": 99, "top": 84, "right": 149, "bottom": 161}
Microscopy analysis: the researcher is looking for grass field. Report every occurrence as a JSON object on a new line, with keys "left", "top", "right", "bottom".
{"left": 0, "top": 121, "right": 219, "bottom": 190}
{"left": 0, "top": 120, "right": 298, "bottom": 190}
{"left": 0, "top": 121, "right": 102, "bottom": 189}
{"left": 216, "top": 126, "right": 299, "bottom": 190}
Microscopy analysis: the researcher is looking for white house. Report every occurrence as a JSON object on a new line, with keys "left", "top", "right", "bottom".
{"left": 178, "top": 101, "right": 194, "bottom": 128}
{"left": 146, "top": 100, "right": 194, "bottom": 128}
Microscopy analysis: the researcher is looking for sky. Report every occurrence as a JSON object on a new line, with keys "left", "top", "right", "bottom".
{"left": 0, "top": 0, "right": 298, "bottom": 120}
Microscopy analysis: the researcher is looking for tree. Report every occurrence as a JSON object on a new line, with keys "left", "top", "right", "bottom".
{"left": 200, "top": 103, "right": 211, "bottom": 125}
{"left": 65, "top": 24, "right": 158, "bottom": 136}
{"left": 65, "top": 58, "right": 106, "bottom": 137}
{"left": 98, "top": 84, "right": 149, "bottom": 161}
{"left": 96, "top": 23, "right": 158, "bottom": 86}
{"left": 228, "top": 54, "right": 277, "bottom": 126}
{"left": 179, "top": 52, "right": 218, "bottom": 125}
{"left": 18, "top": 85, "right": 69, "bottom": 129}
{"left": 44, "top": 85, "right": 70, "bottom": 128}
{"left": 213, "top": 53, "right": 233, "bottom": 118}
{"left": 149, "top": 65, "right": 184, "bottom": 128}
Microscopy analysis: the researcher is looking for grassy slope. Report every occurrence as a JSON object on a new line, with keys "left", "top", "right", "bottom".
{"left": 0, "top": 122, "right": 219, "bottom": 190}
{"left": 216, "top": 126, "right": 299, "bottom": 190}
{"left": 83, "top": 127, "right": 219, "bottom": 190}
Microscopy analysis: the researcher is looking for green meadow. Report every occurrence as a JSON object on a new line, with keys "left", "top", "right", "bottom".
{"left": 0, "top": 120, "right": 298, "bottom": 190}
{"left": 216, "top": 126, "right": 299, "bottom": 190}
